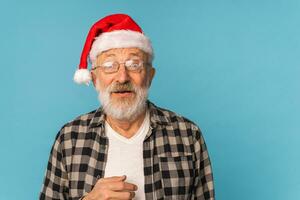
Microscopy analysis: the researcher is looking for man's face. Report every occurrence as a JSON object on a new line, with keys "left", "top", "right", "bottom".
{"left": 91, "top": 47, "right": 155, "bottom": 121}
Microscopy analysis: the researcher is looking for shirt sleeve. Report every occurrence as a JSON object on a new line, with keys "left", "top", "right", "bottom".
{"left": 192, "top": 126, "right": 215, "bottom": 200}
{"left": 39, "top": 131, "right": 69, "bottom": 200}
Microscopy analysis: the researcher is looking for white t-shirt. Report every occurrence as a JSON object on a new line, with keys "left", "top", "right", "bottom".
{"left": 104, "top": 111, "right": 150, "bottom": 200}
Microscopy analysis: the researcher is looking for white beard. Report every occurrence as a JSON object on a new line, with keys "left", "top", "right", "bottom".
{"left": 96, "top": 81, "right": 149, "bottom": 121}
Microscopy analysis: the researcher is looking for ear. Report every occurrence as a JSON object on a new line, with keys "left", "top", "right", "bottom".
{"left": 147, "top": 66, "right": 156, "bottom": 87}
{"left": 90, "top": 71, "right": 96, "bottom": 87}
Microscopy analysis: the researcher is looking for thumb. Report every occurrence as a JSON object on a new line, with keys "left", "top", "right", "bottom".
{"left": 120, "top": 175, "right": 126, "bottom": 181}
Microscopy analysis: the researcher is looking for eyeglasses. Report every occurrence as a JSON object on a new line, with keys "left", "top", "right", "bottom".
{"left": 91, "top": 59, "right": 146, "bottom": 74}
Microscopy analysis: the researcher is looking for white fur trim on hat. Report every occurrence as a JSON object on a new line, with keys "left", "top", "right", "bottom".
{"left": 89, "top": 30, "right": 153, "bottom": 63}
{"left": 73, "top": 69, "right": 92, "bottom": 85}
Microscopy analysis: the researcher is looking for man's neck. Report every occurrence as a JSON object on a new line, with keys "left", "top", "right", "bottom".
{"left": 105, "top": 110, "right": 147, "bottom": 138}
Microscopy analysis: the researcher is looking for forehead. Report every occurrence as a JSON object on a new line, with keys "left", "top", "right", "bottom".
{"left": 97, "top": 47, "right": 146, "bottom": 60}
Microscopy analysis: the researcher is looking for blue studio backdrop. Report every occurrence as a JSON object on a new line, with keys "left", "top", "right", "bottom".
{"left": 1, "top": 0, "right": 299, "bottom": 199}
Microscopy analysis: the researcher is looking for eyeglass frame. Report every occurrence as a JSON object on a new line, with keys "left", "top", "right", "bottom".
{"left": 91, "top": 58, "right": 150, "bottom": 74}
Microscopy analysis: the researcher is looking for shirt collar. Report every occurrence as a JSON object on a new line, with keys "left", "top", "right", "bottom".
{"left": 88, "top": 100, "right": 171, "bottom": 129}
{"left": 88, "top": 106, "right": 106, "bottom": 129}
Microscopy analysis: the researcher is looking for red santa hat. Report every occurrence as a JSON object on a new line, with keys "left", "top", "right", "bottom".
{"left": 74, "top": 14, "right": 153, "bottom": 85}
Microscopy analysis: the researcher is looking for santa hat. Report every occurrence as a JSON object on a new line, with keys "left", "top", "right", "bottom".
{"left": 74, "top": 14, "right": 153, "bottom": 85}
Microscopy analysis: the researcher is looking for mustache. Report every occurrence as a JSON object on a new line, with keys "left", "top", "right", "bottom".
{"left": 109, "top": 82, "right": 136, "bottom": 93}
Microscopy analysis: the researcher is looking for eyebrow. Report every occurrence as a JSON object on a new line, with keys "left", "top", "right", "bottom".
{"left": 104, "top": 54, "right": 116, "bottom": 58}
{"left": 128, "top": 53, "right": 141, "bottom": 57}
{"left": 103, "top": 52, "right": 141, "bottom": 57}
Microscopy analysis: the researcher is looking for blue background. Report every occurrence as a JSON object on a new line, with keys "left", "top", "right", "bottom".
{"left": 0, "top": 0, "right": 299, "bottom": 199}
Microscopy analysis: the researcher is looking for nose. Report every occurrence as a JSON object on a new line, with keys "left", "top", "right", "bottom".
{"left": 115, "top": 64, "right": 130, "bottom": 83}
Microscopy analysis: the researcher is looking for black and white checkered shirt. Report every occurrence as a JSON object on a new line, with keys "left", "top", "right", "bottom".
{"left": 40, "top": 101, "right": 214, "bottom": 200}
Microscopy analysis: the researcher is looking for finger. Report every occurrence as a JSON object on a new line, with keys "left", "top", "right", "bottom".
{"left": 108, "top": 181, "right": 138, "bottom": 192}
{"left": 109, "top": 190, "right": 135, "bottom": 200}
{"left": 98, "top": 175, "right": 126, "bottom": 183}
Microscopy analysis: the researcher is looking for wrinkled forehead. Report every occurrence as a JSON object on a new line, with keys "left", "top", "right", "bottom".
{"left": 96, "top": 47, "right": 148, "bottom": 63}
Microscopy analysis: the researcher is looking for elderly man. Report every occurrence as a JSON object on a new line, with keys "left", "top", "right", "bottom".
{"left": 40, "top": 14, "right": 214, "bottom": 200}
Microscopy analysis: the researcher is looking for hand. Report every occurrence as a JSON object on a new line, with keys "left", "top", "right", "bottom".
{"left": 83, "top": 175, "right": 138, "bottom": 200}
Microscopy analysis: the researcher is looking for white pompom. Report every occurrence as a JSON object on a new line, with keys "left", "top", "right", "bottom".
{"left": 73, "top": 69, "right": 91, "bottom": 85}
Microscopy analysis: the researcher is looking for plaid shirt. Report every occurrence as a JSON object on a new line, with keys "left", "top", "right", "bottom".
{"left": 40, "top": 101, "right": 214, "bottom": 200}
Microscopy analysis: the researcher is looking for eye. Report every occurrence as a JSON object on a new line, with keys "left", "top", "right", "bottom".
{"left": 126, "top": 59, "right": 142, "bottom": 69}
{"left": 102, "top": 61, "right": 115, "bottom": 68}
